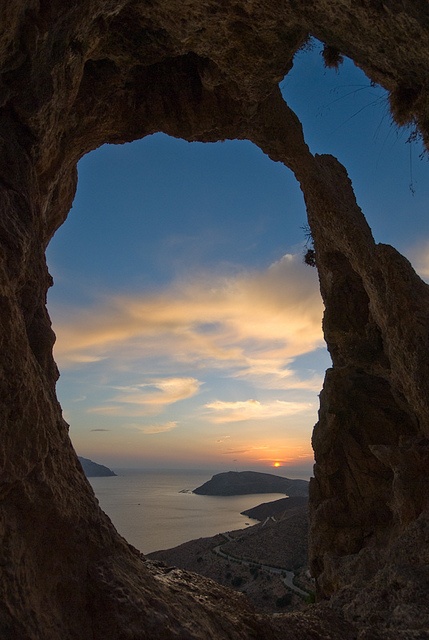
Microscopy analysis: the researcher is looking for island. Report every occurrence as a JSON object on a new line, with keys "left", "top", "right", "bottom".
{"left": 78, "top": 456, "right": 117, "bottom": 478}
{"left": 193, "top": 471, "right": 308, "bottom": 496}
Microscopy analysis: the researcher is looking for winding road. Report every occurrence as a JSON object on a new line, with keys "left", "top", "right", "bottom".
{"left": 212, "top": 536, "right": 310, "bottom": 598}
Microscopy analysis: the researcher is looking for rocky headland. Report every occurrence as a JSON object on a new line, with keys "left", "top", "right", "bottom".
{"left": 193, "top": 471, "right": 309, "bottom": 496}
{"left": 78, "top": 456, "right": 117, "bottom": 478}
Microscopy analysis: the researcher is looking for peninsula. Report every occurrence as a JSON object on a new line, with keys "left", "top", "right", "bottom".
{"left": 193, "top": 471, "right": 309, "bottom": 497}
{"left": 78, "top": 456, "right": 117, "bottom": 478}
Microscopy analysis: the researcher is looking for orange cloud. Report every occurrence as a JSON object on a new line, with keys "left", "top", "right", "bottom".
{"left": 52, "top": 253, "right": 324, "bottom": 392}
{"left": 221, "top": 448, "right": 251, "bottom": 455}
{"left": 113, "top": 378, "right": 201, "bottom": 405}
{"left": 136, "top": 421, "right": 179, "bottom": 435}
{"left": 88, "top": 377, "right": 201, "bottom": 417}
{"left": 204, "top": 398, "right": 315, "bottom": 423}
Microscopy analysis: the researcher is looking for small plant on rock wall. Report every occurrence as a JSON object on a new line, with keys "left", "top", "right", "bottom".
{"left": 322, "top": 44, "right": 344, "bottom": 70}
{"left": 304, "top": 248, "right": 316, "bottom": 267}
{"left": 302, "top": 224, "right": 316, "bottom": 267}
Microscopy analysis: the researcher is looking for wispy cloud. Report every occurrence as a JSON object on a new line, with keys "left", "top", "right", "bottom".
{"left": 134, "top": 421, "right": 179, "bottom": 435}
{"left": 113, "top": 378, "right": 201, "bottom": 406}
{"left": 90, "top": 428, "right": 110, "bottom": 432}
{"left": 221, "top": 448, "right": 250, "bottom": 455}
{"left": 52, "top": 253, "right": 324, "bottom": 393}
{"left": 88, "top": 377, "right": 201, "bottom": 416}
{"left": 204, "top": 398, "right": 315, "bottom": 423}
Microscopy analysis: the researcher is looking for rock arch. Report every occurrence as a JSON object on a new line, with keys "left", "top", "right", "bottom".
{"left": 1, "top": 2, "right": 429, "bottom": 638}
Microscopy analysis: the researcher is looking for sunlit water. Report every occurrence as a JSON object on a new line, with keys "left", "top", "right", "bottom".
{"left": 89, "top": 469, "right": 288, "bottom": 554}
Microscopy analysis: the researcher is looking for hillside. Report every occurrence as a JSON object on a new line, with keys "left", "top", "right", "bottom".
{"left": 148, "top": 497, "right": 310, "bottom": 613}
{"left": 241, "top": 496, "right": 308, "bottom": 520}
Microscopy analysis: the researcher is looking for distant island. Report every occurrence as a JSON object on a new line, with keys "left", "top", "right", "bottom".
{"left": 78, "top": 456, "right": 117, "bottom": 477}
{"left": 193, "top": 471, "right": 308, "bottom": 497}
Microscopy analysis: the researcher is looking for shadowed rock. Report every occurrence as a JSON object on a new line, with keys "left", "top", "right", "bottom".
{"left": 1, "top": 1, "right": 429, "bottom": 637}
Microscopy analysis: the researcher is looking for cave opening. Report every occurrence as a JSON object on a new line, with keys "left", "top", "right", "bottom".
{"left": 44, "top": 41, "right": 428, "bottom": 556}
{"left": 46, "top": 132, "right": 328, "bottom": 553}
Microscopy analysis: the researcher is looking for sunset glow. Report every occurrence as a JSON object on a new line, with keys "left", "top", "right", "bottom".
{"left": 46, "top": 42, "right": 429, "bottom": 477}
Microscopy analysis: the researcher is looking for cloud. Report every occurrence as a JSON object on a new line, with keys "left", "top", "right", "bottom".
{"left": 113, "top": 378, "right": 201, "bottom": 406}
{"left": 67, "top": 355, "right": 108, "bottom": 364}
{"left": 205, "top": 398, "right": 315, "bottom": 423}
{"left": 88, "top": 377, "right": 201, "bottom": 417}
{"left": 136, "top": 421, "right": 179, "bottom": 435}
{"left": 52, "top": 253, "right": 324, "bottom": 394}
{"left": 257, "top": 456, "right": 311, "bottom": 464}
{"left": 221, "top": 448, "right": 250, "bottom": 455}
{"left": 90, "top": 428, "right": 110, "bottom": 432}
{"left": 232, "top": 356, "right": 324, "bottom": 391}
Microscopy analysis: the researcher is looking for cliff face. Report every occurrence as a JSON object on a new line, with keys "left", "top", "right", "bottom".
{"left": 1, "top": 1, "right": 429, "bottom": 638}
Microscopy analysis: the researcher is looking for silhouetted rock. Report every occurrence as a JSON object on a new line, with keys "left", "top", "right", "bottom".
{"left": 78, "top": 456, "right": 116, "bottom": 477}
{"left": 2, "top": 1, "right": 429, "bottom": 637}
{"left": 194, "top": 471, "right": 309, "bottom": 496}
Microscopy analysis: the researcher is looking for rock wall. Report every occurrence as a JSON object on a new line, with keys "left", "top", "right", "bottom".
{"left": 1, "top": 1, "right": 429, "bottom": 638}
{"left": 246, "top": 92, "right": 429, "bottom": 629}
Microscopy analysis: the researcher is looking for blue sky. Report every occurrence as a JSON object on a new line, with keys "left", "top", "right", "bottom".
{"left": 46, "top": 40, "right": 429, "bottom": 476}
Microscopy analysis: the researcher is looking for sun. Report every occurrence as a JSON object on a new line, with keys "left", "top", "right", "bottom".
{"left": 273, "top": 461, "right": 281, "bottom": 468}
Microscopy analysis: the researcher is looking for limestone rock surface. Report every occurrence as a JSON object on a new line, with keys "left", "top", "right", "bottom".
{"left": 1, "top": 1, "right": 429, "bottom": 638}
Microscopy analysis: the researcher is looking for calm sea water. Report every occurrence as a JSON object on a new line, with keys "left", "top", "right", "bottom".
{"left": 89, "top": 469, "right": 288, "bottom": 554}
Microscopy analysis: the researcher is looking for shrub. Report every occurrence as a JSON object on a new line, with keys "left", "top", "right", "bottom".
{"left": 231, "top": 576, "right": 244, "bottom": 587}
{"left": 276, "top": 593, "right": 292, "bottom": 608}
{"left": 249, "top": 566, "right": 259, "bottom": 578}
{"left": 304, "top": 248, "right": 316, "bottom": 267}
{"left": 321, "top": 44, "right": 344, "bottom": 69}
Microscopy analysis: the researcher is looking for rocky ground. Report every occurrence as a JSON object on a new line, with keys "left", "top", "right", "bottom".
{"left": 148, "top": 500, "right": 312, "bottom": 613}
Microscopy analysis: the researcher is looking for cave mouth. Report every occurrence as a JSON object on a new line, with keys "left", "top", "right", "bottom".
{"left": 46, "top": 132, "right": 329, "bottom": 553}
{"left": 44, "top": 41, "right": 428, "bottom": 555}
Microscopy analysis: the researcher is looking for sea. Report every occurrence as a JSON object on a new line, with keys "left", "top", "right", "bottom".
{"left": 88, "top": 468, "right": 290, "bottom": 554}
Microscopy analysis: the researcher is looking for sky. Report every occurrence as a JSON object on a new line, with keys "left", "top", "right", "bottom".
{"left": 46, "top": 40, "right": 429, "bottom": 477}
